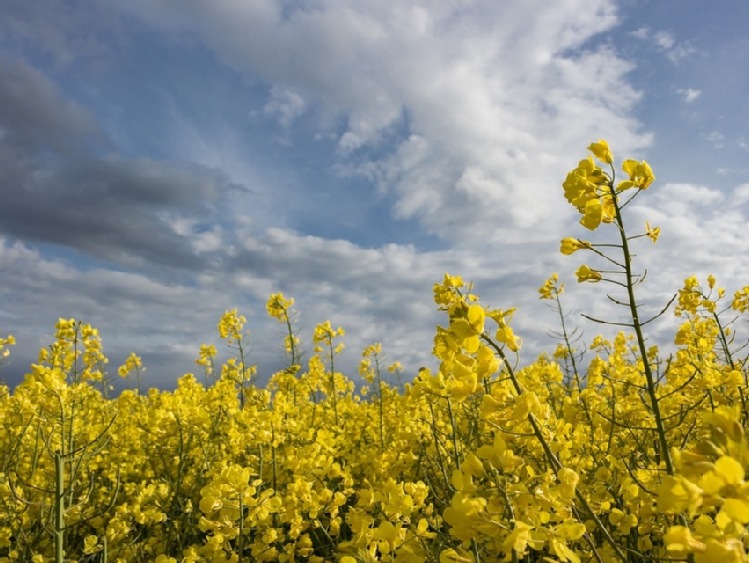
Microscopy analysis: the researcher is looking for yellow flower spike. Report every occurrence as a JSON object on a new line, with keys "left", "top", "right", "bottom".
{"left": 538, "top": 272, "right": 565, "bottom": 300}
{"left": 732, "top": 286, "right": 749, "bottom": 313}
{"left": 117, "top": 352, "right": 143, "bottom": 378}
{"left": 538, "top": 277, "right": 555, "bottom": 299}
{"left": 575, "top": 265, "right": 602, "bottom": 283}
{"left": 218, "top": 309, "right": 246, "bottom": 341}
{"left": 645, "top": 221, "right": 660, "bottom": 242}
{"left": 587, "top": 139, "right": 613, "bottom": 164}
{"left": 387, "top": 360, "right": 403, "bottom": 373}
{"left": 266, "top": 292, "right": 294, "bottom": 320}
{"left": 195, "top": 343, "right": 217, "bottom": 366}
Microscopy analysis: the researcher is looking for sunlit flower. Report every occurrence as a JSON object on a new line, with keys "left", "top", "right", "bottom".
{"left": 587, "top": 139, "right": 613, "bottom": 164}
{"left": 575, "top": 264, "right": 602, "bottom": 283}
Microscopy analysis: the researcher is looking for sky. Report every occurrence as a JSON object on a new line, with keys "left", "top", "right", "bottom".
{"left": 1, "top": 0, "right": 748, "bottom": 391}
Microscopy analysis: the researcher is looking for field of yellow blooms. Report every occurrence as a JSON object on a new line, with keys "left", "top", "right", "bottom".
{"left": 2, "top": 142, "right": 749, "bottom": 563}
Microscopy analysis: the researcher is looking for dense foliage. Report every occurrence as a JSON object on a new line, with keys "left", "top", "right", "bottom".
{"left": 2, "top": 142, "right": 749, "bottom": 562}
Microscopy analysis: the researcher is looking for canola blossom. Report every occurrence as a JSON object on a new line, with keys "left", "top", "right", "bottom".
{"left": 1, "top": 143, "right": 749, "bottom": 562}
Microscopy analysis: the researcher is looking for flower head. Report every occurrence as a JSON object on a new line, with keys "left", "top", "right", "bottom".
{"left": 560, "top": 237, "right": 590, "bottom": 256}
{"left": 645, "top": 221, "right": 660, "bottom": 242}
{"left": 587, "top": 139, "right": 613, "bottom": 164}
{"left": 622, "top": 159, "right": 655, "bottom": 190}
{"left": 575, "top": 265, "right": 602, "bottom": 283}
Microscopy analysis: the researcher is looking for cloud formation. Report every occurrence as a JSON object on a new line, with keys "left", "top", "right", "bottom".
{"left": 112, "top": 0, "right": 650, "bottom": 245}
{"left": 1, "top": 1, "right": 748, "bottom": 391}
{"left": 0, "top": 55, "right": 244, "bottom": 273}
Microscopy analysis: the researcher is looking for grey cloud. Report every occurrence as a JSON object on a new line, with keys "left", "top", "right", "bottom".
{"left": 0, "top": 56, "right": 104, "bottom": 154}
{"left": 0, "top": 55, "right": 244, "bottom": 272}
{"left": 1, "top": 157, "right": 240, "bottom": 271}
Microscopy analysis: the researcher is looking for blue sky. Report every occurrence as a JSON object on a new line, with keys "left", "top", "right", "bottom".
{"left": 1, "top": 0, "right": 748, "bottom": 389}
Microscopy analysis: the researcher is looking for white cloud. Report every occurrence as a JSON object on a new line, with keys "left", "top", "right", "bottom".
{"left": 705, "top": 131, "right": 726, "bottom": 148}
{"left": 636, "top": 28, "right": 695, "bottom": 63}
{"left": 735, "top": 183, "right": 749, "bottom": 205}
{"left": 193, "top": 225, "right": 224, "bottom": 254}
{"left": 111, "top": 0, "right": 648, "bottom": 247}
{"left": 677, "top": 88, "right": 701, "bottom": 103}
{"left": 630, "top": 27, "right": 649, "bottom": 40}
{"left": 263, "top": 86, "right": 307, "bottom": 127}
{"left": 653, "top": 31, "right": 675, "bottom": 50}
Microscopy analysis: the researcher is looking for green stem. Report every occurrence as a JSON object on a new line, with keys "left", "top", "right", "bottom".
{"left": 609, "top": 183, "right": 674, "bottom": 476}
{"left": 374, "top": 354, "right": 385, "bottom": 454}
{"left": 55, "top": 451, "right": 65, "bottom": 563}
{"left": 328, "top": 340, "right": 339, "bottom": 426}
{"left": 445, "top": 397, "right": 461, "bottom": 468}
{"left": 238, "top": 491, "right": 244, "bottom": 563}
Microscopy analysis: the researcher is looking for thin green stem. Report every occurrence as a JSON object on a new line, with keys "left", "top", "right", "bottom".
{"left": 608, "top": 181, "right": 674, "bottom": 476}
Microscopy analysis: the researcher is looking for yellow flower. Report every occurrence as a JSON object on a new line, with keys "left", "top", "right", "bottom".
{"left": 538, "top": 273, "right": 560, "bottom": 299}
{"left": 495, "top": 324, "right": 522, "bottom": 352}
{"left": 440, "top": 548, "right": 474, "bottom": 563}
{"left": 622, "top": 159, "right": 655, "bottom": 189}
{"left": 665, "top": 526, "right": 705, "bottom": 554}
{"left": 0, "top": 334, "right": 15, "bottom": 360}
{"left": 587, "top": 139, "right": 613, "bottom": 164}
{"left": 579, "top": 198, "right": 603, "bottom": 230}
{"left": 218, "top": 308, "right": 246, "bottom": 341}
{"left": 387, "top": 361, "right": 403, "bottom": 373}
{"left": 117, "top": 352, "right": 143, "bottom": 378}
{"left": 657, "top": 476, "right": 703, "bottom": 516}
{"left": 83, "top": 535, "right": 100, "bottom": 555}
{"left": 732, "top": 286, "right": 749, "bottom": 313}
{"left": 575, "top": 265, "right": 602, "bottom": 283}
{"left": 560, "top": 237, "right": 590, "bottom": 256}
{"left": 645, "top": 221, "right": 660, "bottom": 242}
{"left": 266, "top": 292, "right": 294, "bottom": 320}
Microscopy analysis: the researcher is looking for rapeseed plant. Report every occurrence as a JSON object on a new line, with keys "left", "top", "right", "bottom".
{"left": 0, "top": 142, "right": 747, "bottom": 562}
